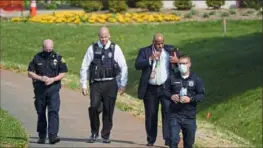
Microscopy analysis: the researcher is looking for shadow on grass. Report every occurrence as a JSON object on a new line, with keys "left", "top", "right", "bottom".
{"left": 0, "top": 136, "right": 27, "bottom": 141}
{"left": 125, "top": 32, "right": 262, "bottom": 112}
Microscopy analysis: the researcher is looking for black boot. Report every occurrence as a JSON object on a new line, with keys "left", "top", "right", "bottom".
{"left": 49, "top": 136, "right": 60, "bottom": 144}
{"left": 101, "top": 138, "right": 111, "bottom": 143}
{"left": 87, "top": 134, "right": 99, "bottom": 143}
{"left": 37, "top": 138, "right": 46, "bottom": 144}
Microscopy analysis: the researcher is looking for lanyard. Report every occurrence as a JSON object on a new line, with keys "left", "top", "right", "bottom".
{"left": 152, "top": 46, "right": 161, "bottom": 68}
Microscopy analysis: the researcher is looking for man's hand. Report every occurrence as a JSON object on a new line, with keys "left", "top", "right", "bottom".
{"left": 41, "top": 76, "right": 49, "bottom": 82}
{"left": 171, "top": 94, "right": 180, "bottom": 103}
{"left": 150, "top": 51, "right": 161, "bottom": 61}
{"left": 82, "top": 88, "right": 88, "bottom": 96}
{"left": 180, "top": 96, "right": 191, "bottom": 103}
{"left": 45, "top": 77, "right": 55, "bottom": 86}
{"left": 118, "top": 87, "right": 125, "bottom": 95}
{"left": 170, "top": 52, "right": 178, "bottom": 64}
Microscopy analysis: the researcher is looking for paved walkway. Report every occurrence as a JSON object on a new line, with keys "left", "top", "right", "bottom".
{"left": 0, "top": 69, "right": 167, "bottom": 148}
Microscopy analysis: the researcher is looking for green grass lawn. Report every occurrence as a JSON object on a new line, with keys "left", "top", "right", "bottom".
{"left": 1, "top": 20, "right": 262, "bottom": 146}
{"left": 0, "top": 108, "right": 28, "bottom": 148}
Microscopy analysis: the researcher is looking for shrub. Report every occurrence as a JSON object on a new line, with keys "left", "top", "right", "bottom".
{"left": 229, "top": 9, "right": 236, "bottom": 15}
{"left": 108, "top": 0, "right": 128, "bottom": 13}
{"left": 257, "top": 10, "right": 263, "bottom": 15}
{"left": 206, "top": 0, "right": 225, "bottom": 9}
{"left": 184, "top": 13, "right": 192, "bottom": 18}
{"left": 44, "top": 3, "right": 57, "bottom": 10}
{"left": 127, "top": 0, "right": 136, "bottom": 8}
{"left": 136, "top": 0, "right": 163, "bottom": 11}
{"left": 69, "top": 0, "right": 82, "bottom": 7}
{"left": 174, "top": 0, "right": 194, "bottom": 10}
{"left": 208, "top": 11, "right": 216, "bottom": 15}
{"left": 220, "top": 11, "right": 229, "bottom": 17}
{"left": 173, "top": 12, "right": 181, "bottom": 16}
{"left": 202, "top": 12, "right": 210, "bottom": 18}
{"left": 242, "top": 10, "right": 255, "bottom": 16}
{"left": 241, "top": 0, "right": 262, "bottom": 10}
{"left": 81, "top": 1, "right": 103, "bottom": 12}
{"left": 189, "top": 9, "right": 199, "bottom": 15}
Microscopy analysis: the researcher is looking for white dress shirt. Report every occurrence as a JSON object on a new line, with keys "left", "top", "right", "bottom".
{"left": 80, "top": 40, "right": 128, "bottom": 89}
{"left": 148, "top": 48, "right": 169, "bottom": 85}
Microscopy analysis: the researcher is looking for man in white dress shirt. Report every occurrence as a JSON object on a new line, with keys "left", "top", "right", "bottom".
{"left": 135, "top": 33, "right": 180, "bottom": 146}
{"left": 80, "top": 26, "right": 128, "bottom": 144}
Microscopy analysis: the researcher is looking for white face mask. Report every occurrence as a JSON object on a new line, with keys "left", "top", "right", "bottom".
{"left": 178, "top": 64, "right": 188, "bottom": 74}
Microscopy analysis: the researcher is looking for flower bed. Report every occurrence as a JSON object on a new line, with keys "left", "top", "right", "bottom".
{"left": 11, "top": 11, "right": 181, "bottom": 24}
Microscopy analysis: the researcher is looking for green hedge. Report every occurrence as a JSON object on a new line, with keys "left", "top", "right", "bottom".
{"left": 206, "top": 0, "right": 225, "bottom": 9}
{"left": 81, "top": 1, "right": 103, "bottom": 12}
{"left": 241, "top": 0, "right": 262, "bottom": 10}
{"left": 174, "top": 0, "right": 194, "bottom": 10}
{"left": 135, "top": 0, "right": 163, "bottom": 11}
{"left": 108, "top": 0, "right": 128, "bottom": 13}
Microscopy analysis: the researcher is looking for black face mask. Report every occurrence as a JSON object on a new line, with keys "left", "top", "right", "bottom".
{"left": 42, "top": 51, "right": 52, "bottom": 57}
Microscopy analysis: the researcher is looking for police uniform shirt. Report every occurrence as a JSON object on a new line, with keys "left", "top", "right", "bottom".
{"left": 27, "top": 50, "right": 68, "bottom": 82}
{"left": 80, "top": 40, "right": 128, "bottom": 89}
{"left": 164, "top": 71, "right": 205, "bottom": 118}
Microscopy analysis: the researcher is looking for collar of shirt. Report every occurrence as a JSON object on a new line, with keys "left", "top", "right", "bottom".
{"left": 152, "top": 46, "right": 166, "bottom": 60}
{"left": 181, "top": 72, "right": 192, "bottom": 79}
{"left": 97, "top": 40, "right": 111, "bottom": 49}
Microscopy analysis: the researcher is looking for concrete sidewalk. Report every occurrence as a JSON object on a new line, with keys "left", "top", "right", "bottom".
{"left": 0, "top": 69, "right": 167, "bottom": 148}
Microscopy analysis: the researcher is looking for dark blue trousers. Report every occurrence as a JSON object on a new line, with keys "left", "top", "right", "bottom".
{"left": 34, "top": 89, "right": 60, "bottom": 139}
{"left": 169, "top": 116, "right": 196, "bottom": 148}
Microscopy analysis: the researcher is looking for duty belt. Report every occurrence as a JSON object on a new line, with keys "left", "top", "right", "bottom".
{"left": 94, "top": 77, "right": 114, "bottom": 81}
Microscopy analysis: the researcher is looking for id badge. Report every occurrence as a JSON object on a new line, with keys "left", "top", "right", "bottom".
{"left": 180, "top": 87, "right": 187, "bottom": 96}
{"left": 150, "top": 70, "right": 156, "bottom": 79}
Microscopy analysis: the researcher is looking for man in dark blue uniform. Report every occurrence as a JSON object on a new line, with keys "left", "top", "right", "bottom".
{"left": 27, "top": 39, "right": 68, "bottom": 144}
{"left": 164, "top": 54, "right": 205, "bottom": 148}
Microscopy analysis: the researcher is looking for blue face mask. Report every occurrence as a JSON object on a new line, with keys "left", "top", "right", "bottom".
{"left": 178, "top": 64, "right": 188, "bottom": 74}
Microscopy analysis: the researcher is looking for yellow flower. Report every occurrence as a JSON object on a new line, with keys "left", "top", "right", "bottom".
{"left": 107, "top": 17, "right": 117, "bottom": 23}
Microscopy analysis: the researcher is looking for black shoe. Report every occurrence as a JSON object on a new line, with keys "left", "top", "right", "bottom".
{"left": 87, "top": 134, "right": 98, "bottom": 143}
{"left": 37, "top": 138, "right": 46, "bottom": 144}
{"left": 146, "top": 143, "right": 154, "bottom": 146}
{"left": 165, "top": 139, "right": 170, "bottom": 146}
{"left": 49, "top": 137, "right": 60, "bottom": 144}
{"left": 101, "top": 138, "right": 111, "bottom": 143}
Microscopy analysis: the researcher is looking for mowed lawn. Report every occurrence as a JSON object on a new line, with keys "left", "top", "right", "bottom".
{"left": 2, "top": 20, "right": 262, "bottom": 146}
{"left": 0, "top": 108, "right": 28, "bottom": 148}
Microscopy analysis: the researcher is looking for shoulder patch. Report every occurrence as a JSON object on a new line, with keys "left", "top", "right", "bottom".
{"left": 61, "top": 57, "right": 66, "bottom": 63}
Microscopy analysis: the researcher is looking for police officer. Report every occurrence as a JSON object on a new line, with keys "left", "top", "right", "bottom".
{"left": 27, "top": 39, "right": 68, "bottom": 144}
{"left": 80, "top": 26, "right": 128, "bottom": 143}
{"left": 163, "top": 54, "right": 205, "bottom": 148}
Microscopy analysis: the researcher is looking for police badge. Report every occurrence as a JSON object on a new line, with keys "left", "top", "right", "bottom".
{"left": 188, "top": 80, "right": 194, "bottom": 87}
{"left": 108, "top": 52, "right": 112, "bottom": 58}
{"left": 53, "top": 59, "right": 58, "bottom": 66}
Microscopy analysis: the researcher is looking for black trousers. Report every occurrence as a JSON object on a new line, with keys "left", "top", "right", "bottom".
{"left": 34, "top": 89, "right": 60, "bottom": 139}
{"left": 143, "top": 84, "right": 171, "bottom": 144}
{"left": 89, "top": 79, "right": 118, "bottom": 139}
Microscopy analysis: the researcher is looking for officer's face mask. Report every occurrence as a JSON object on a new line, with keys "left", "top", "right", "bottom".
{"left": 42, "top": 51, "right": 52, "bottom": 57}
{"left": 178, "top": 64, "right": 188, "bottom": 74}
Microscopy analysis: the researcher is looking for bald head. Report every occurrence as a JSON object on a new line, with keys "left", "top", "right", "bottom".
{"left": 153, "top": 33, "right": 164, "bottom": 41}
{"left": 42, "top": 39, "right": 53, "bottom": 52}
{"left": 152, "top": 33, "right": 164, "bottom": 51}
{"left": 98, "top": 26, "right": 110, "bottom": 45}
